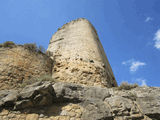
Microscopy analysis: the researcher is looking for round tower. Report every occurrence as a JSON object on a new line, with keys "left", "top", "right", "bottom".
{"left": 47, "top": 18, "right": 117, "bottom": 87}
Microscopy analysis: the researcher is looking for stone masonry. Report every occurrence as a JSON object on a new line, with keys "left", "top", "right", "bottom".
{"left": 47, "top": 18, "right": 117, "bottom": 87}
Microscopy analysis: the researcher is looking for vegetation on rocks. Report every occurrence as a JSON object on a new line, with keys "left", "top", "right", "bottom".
{"left": 0, "top": 41, "right": 15, "bottom": 48}
{"left": 23, "top": 43, "right": 37, "bottom": 52}
{"left": 38, "top": 45, "right": 46, "bottom": 53}
{"left": 23, "top": 43, "right": 46, "bottom": 53}
{"left": 118, "top": 82, "right": 138, "bottom": 90}
{"left": 0, "top": 41, "right": 46, "bottom": 54}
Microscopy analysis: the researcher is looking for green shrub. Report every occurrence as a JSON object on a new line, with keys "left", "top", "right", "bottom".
{"left": 3, "top": 41, "right": 15, "bottom": 47}
{"left": 24, "top": 43, "right": 37, "bottom": 52}
{"left": 118, "top": 82, "right": 138, "bottom": 90}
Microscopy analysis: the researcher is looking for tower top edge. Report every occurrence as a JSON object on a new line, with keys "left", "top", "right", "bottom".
{"left": 55, "top": 18, "right": 98, "bottom": 36}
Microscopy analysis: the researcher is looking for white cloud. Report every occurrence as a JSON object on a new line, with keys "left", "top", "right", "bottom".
{"left": 153, "top": 29, "right": 160, "bottom": 49}
{"left": 122, "top": 59, "right": 134, "bottom": 65}
{"left": 136, "top": 78, "right": 147, "bottom": 86}
{"left": 130, "top": 61, "right": 146, "bottom": 72}
{"left": 145, "top": 17, "right": 153, "bottom": 22}
{"left": 122, "top": 59, "right": 146, "bottom": 72}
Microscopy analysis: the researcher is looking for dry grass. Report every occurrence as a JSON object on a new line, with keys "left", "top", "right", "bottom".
{"left": 23, "top": 43, "right": 37, "bottom": 52}
{"left": 23, "top": 43, "right": 46, "bottom": 53}
{"left": 0, "top": 41, "right": 46, "bottom": 54}
{"left": 118, "top": 82, "right": 138, "bottom": 90}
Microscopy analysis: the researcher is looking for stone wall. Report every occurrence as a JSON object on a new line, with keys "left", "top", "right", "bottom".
{"left": 47, "top": 18, "right": 117, "bottom": 87}
{"left": 0, "top": 45, "right": 53, "bottom": 90}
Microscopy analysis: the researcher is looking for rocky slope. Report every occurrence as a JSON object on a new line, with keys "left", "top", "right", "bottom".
{"left": 0, "top": 43, "right": 53, "bottom": 90}
{"left": 0, "top": 81, "right": 159, "bottom": 120}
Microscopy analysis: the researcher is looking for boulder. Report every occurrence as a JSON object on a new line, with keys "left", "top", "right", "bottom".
{"left": 0, "top": 82, "right": 160, "bottom": 120}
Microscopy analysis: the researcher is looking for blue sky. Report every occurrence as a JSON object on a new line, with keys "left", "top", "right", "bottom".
{"left": 0, "top": 0, "right": 160, "bottom": 87}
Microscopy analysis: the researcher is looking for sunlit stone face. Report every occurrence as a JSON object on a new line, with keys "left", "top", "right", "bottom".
{"left": 47, "top": 18, "right": 117, "bottom": 87}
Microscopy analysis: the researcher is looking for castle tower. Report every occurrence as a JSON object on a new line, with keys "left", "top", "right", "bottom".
{"left": 47, "top": 18, "right": 117, "bottom": 87}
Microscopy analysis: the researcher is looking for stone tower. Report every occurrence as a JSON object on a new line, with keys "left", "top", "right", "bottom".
{"left": 47, "top": 18, "right": 117, "bottom": 87}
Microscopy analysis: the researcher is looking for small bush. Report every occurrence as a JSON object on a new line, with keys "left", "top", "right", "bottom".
{"left": 118, "top": 82, "right": 138, "bottom": 90}
{"left": 23, "top": 43, "right": 46, "bottom": 54}
{"left": 3, "top": 41, "right": 15, "bottom": 48}
{"left": 24, "top": 43, "right": 37, "bottom": 52}
{"left": 38, "top": 45, "right": 46, "bottom": 53}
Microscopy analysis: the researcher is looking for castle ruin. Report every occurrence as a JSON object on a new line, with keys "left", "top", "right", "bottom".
{"left": 47, "top": 18, "right": 117, "bottom": 87}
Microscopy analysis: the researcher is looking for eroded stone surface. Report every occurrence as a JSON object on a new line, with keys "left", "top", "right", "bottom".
{"left": 0, "top": 82, "right": 160, "bottom": 120}
{"left": 47, "top": 18, "right": 117, "bottom": 87}
{"left": 0, "top": 46, "right": 53, "bottom": 90}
